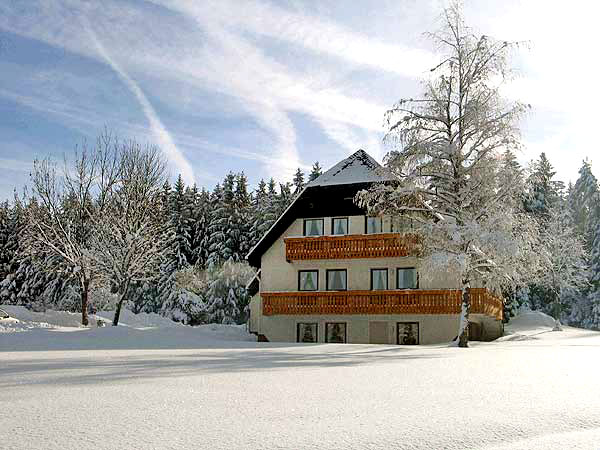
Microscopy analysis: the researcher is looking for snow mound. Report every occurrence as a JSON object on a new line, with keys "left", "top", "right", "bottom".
{"left": 506, "top": 310, "right": 557, "bottom": 332}
{"left": 499, "top": 310, "right": 582, "bottom": 341}
{"left": 95, "top": 309, "right": 180, "bottom": 328}
{"left": 0, "top": 305, "right": 90, "bottom": 332}
{"left": 0, "top": 305, "right": 180, "bottom": 333}
{"left": 0, "top": 304, "right": 257, "bottom": 350}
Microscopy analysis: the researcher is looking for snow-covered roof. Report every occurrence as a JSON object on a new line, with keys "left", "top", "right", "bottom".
{"left": 308, "top": 149, "right": 394, "bottom": 187}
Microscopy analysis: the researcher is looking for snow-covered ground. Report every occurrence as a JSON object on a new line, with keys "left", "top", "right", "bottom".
{"left": 1, "top": 308, "right": 599, "bottom": 450}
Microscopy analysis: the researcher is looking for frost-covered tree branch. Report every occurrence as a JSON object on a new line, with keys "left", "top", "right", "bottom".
{"left": 358, "top": 2, "right": 537, "bottom": 347}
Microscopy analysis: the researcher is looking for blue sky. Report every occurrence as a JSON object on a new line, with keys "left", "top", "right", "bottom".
{"left": 1, "top": 0, "right": 598, "bottom": 200}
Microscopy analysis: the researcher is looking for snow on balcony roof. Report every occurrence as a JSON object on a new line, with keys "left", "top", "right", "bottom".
{"left": 308, "top": 149, "right": 394, "bottom": 187}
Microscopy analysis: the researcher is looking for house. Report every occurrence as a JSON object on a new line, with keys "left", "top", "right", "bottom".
{"left": 246, "top": 149, "right": 503, "bottom": 344}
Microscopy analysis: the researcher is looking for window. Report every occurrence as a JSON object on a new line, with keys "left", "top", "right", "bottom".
{"left": 397, "top": 268, "right": 418, "bottom": 289}
{"left": 397, "top": 322, "right": 419, "bottom": 345}
{"left": 391, "top": 216, "right": 413, "bottom": 233}
{"left": 331, "top": 217, "right": 349, "bottom": 235}
{"left": 326, "top": 269, "right": 347, "bottom": 291}
{"left": 371, "top": 269, "right": 388, "bottom": 290}
{"left": 297, "top": 323, "right": 318, "bottom": 343}
{"left": 366, "top": 216, "right": 383, "bottom": 234}
{"left": 303, "top": 218, "right": 324, "bottom": 236}
{"left": 298, "top": 270, "right": 318, "bottom": 291}
{"left": 325, "top": 322, "right": 347, "bottom": 343}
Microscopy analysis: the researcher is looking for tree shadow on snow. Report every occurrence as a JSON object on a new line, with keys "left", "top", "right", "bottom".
{"left": 0, "top": 344, "right": 445, "bottom": 387}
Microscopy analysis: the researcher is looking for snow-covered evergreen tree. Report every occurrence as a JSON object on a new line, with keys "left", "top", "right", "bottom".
{"left": 204, "top": 261, "right": 254, "bottom": 324}
{"left": 525, "top": 153, "right": 565, "bottom": 218}
{"left": 537, "top": 202, "right": 588, "bottom": 328}
{"left": 570, "top": 160, "right": 599, "bottom": 248}
{"left": 308, "top": 162, "right": 322, "bottom": 182}
{"left": 170, "top": 174, "right": 193, "bottom": 268}
{"left": 190, "top": 186, "right": 211, "bottom": 268}
{"left": 589, "top": 219, "right": 600, "bottom": 328}
{"left": 292, "top": 168, "right": 305, "bottom": 195}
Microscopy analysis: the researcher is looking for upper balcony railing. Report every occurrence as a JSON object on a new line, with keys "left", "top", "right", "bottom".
{"left": 262, "top": 288, "right": 503, "bottom": 321}
{"left": 284, "top": 232, "right": 422, "bottom": 261}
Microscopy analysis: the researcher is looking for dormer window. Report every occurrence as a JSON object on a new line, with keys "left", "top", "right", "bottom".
{"left": 332, "top": 217, "right": 348, "bottom": 235}
{"left": 303, "top": 218, "right": 324, "bottom": 236}
{"left": 366, "top": 216, "right": 383, "bottom": 234}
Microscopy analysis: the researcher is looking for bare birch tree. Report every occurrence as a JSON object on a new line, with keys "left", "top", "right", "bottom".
{"left": 22, "top": 131, "right": 120, "bottom": 325}
{"left": 358, "top": 3, "right": 539, "bottom": 347}
{"left": 89, "top": 140, "right": 173, "bottom": 326}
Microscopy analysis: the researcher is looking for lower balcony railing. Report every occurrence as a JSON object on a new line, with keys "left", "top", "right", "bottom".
{"left": 262, "top": 288, "right": 503, "bottom": 320}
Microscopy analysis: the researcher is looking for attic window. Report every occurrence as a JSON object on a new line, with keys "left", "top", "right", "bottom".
{"left": 332, "top": 217, "right": 348, "bottom": 235}
{"left": 366, "top": 216, "right": 383, "bottom": 234}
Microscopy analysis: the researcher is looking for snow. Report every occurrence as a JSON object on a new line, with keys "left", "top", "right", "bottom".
{"left": 308, "top": 149, "right": 394, "bottom": 187}
{"left": 2, "top": 310, "right": 600, "bottom": 449}
{"left": 0, "top": 305, "right": 182, "bottom": 333}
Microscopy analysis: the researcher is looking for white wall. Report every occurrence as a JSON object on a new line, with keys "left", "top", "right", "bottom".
{"left": 260, "top": 215, "right": 458, "bottom": 292}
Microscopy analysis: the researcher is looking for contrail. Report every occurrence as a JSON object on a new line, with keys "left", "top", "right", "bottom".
{"left": 85, "top": 24, "right": 195, "bottom": 185}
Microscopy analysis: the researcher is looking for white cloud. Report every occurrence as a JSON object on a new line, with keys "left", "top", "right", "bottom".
{"left": 156, "top": 0, "right": 436, "bottom": 78}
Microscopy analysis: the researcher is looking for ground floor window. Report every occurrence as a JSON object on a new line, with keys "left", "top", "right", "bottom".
{"left": 397, "top": 322, "right": 419, "bottom": 345}
{"left": 325, "top": 322, "right": 347, "bottom": 343}
{"left": 297, "top": 323, "right": 318, "bottom": 343}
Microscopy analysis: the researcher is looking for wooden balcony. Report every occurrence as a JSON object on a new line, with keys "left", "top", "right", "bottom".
{"left": 262, "top": 288, "right": 503, "bottom": 320}
{"left": 284, "top": 233, "right": 421, "bottom": 261}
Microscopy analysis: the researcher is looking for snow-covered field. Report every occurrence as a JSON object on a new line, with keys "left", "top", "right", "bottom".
{"left": 1, "top": 307, "right": 599, "bottom": 450}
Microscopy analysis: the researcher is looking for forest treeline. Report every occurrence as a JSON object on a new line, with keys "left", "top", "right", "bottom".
{"left": 0, "top": 133, "right": 599, "bottom": 329}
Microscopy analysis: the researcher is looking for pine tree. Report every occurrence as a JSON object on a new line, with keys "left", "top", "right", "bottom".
{"left": 276, "top": 182, "right": 293, "bottom": 217}
{"left": 525, "top": 152, "right": 565, "bottom": 218}
{"left": 292, "top": 168, "right": 305, "bottom": 195}
{"left": 308, "top": 162, "right": 322, "bottom": 182}
{"left": 190, "top": 187, "right": 211, "bottom": 269}
{"left": 170, "top": 174, "right": 193, "bottom": 269}
{"left": 589, "top": 218, "right": 600, "bottom": 328}
{"left": 232, "top": 173, "right": 252, "bottom": 261}
{"left": 570, "top": 160, "right": 599, "bottom": 249}
{"left": 207, "top": 174, "right": 236, "bottom": 267}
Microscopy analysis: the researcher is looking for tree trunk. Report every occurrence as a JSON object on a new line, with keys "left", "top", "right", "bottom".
{"left": 457, "top": 282, "right": 470, "bottom": 348}
{"left": 112, "top": 281, "right": 130, "bottom": 326}
{"left": 112, "top": 297, "right": 124, "bottom": 326}
{"left": 80, "top": 278, "right": 90, "bottom": 326}
{"left": 552, "top": 288, "right": 562, "bottom": 331}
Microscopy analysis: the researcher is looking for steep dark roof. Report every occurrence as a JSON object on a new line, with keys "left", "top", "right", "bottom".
{"left": 246, "top": 149, "right": 392, "bottom": 268}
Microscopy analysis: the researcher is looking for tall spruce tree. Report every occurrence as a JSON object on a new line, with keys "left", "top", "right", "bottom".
{"left": 525, "top": 153, "right": 565, "bottom": 218}
{"left": 292, "top": 168, "right": 305, "bottom": 195}
{"left": 308, "top": 162, "right": 322, "bottom": 182}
